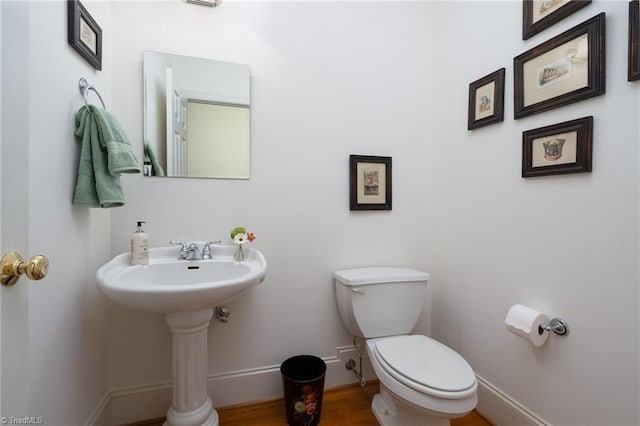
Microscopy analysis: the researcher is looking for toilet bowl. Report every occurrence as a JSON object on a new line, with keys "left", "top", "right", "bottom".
{"left": 333, "top": 267, "right": 478, "bottom": 426}
{"left": 367, "top": 335, "right": 477, "bottom": 426}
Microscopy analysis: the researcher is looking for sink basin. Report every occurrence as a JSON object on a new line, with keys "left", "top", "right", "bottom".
{"left": 97, "top": 243, "right": 267, "bottom": 425}
{"left": 97, "top": 244, "right": 267, "bottom": 314}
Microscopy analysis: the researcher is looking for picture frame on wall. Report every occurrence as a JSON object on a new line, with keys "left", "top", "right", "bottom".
{"left": 349, "top": 155, "right": 392, "bottom": 211}
{"left": 467, "top": 68, "right": 505, "bottom": 131}
{"left": 522, "top": 116, "right": 593, "bottom": 178}
{"left": 67, "top": 0, "right": 102, "bottom": 70}
{"left": 514, "top": 13, "right": 605, "bottom": 119}
{"left": 629, "top": 0, "right": 640, "bottom": 81}
{"left": 523, "top": 0, "right": 592, "bottom": 40}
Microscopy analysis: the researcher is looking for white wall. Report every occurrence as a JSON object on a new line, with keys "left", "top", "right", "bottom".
{"left": 429, "top": 2, "right": 639, "bottom": 425}
{"left": 108, "top": 0, "right": 433, "bottom": 415}
{"left": 2, "top": 1, "right": 111, "bottom": 423}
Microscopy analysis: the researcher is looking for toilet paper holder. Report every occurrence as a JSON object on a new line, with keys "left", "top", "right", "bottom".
{"left": 538, "top": 318, "right": 569, "bottom": 336}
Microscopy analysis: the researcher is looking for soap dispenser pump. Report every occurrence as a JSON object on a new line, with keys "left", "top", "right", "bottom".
{"left": 130, "top": 221, "right": 149, "bottom": 265}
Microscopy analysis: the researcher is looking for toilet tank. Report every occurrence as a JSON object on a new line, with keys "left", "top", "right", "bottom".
{"left": 334, "top": 267, "right": 430, "bottom": 339}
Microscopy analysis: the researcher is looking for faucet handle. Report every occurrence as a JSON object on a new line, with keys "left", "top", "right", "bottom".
{"left": 202, "top": 240, "right": 222, "bottom": 259}
{"left": 169, "top": 240, "right": 188, "bottom": 249}
{"left": 169, "top": 240, "right": 189, "bottom": 259}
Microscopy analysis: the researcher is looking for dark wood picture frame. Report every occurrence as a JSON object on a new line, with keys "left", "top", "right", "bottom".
{"left": 468, "top": 68, "right": 505, "bottom": 130}
{"left": 523, "top": 0, "right": 591, "bottom": 40}
{"left": 514, "top": 13, "right": 605, "bottom": 119}
{"left": 67, "top": 0, "right": 102, "bottom": 70}
{"left": 349, "top": 155, "right": 392, "bottom": 211}
{"left": 522, "top": 116, "right": 593, "bottom": 178}
{"left": 629, "top": 0, "right": 640, "bottom": 81}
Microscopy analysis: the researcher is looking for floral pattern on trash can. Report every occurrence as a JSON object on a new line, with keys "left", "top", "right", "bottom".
{"left": 292, "top": 384, "right": 319, "bottom": 425}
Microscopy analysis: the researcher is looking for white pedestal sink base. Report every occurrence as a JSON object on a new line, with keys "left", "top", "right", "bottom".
{"left": 96, "top": 245, "right": 267, "bottom": 425}
{"left": 164, "top": 403, "right": 218, "bottom": 426}
{"left": 164, "top": 308, "right": 219, "bottom": 426}
{"left": 164, "top": 402, "right": 218, "bottom": 426}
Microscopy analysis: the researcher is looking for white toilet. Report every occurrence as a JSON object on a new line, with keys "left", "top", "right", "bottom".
{"left": 334, "top": 267, "right": 477, "bottom": 426}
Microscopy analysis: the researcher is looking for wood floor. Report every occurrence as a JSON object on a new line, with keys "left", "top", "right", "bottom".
{"left": 125, "top": 382, "right": 490, "bottom": 426}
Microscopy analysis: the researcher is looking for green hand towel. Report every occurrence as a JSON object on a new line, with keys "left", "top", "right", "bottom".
{"left": 73, "top": 106, "right": 140, "bottom": 208}
{"left": 91, "top": 106, "right": 140, "bottom": 175}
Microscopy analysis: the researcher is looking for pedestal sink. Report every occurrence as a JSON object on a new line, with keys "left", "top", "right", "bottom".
{"left": 97, "top": 244, "right": 267, "bottom": 426}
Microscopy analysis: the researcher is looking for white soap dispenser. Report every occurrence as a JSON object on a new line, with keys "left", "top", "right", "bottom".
{"left": 130, "top": 221, "right": 149, "bottom": 265}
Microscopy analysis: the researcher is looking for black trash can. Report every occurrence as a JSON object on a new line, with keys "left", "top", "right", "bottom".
{"left": 281, "top": 355, "right": 326, "bottom": 426}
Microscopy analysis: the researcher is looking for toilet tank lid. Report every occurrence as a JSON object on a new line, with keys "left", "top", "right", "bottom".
{"left": 333, "top": 267, "right": 430, "bottom": 286}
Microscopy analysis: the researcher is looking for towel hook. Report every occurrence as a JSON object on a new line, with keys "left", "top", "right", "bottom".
{"left": 79, "top": 78, "right": 106, "bottom": 109}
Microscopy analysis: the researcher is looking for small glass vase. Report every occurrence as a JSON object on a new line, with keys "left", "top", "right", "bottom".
{"left": 233, "top": 245, "right": 245, "bottom": 262}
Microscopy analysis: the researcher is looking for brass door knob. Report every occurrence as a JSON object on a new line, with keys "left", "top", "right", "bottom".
{"left": 1, "top": 251, "right": 49, "bottom": 286}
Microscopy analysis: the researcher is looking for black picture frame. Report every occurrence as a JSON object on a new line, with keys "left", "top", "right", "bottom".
{"left": 349, "top": 155, "right": 392, "bottom": 211}
{"left": 67, "top": 0, "right": 102, "bottom": 70}
{"left": 522, "top": 116, "right": 593, "bottom": 178}
{"left": 514, "top": 13, "right": 605, "bottom": 119}
{"left": 468, "top": 68, "right": 506, "bottom": 130}
{"left": 523, "top": 0, "right": 591, "bottom": 40}
{"left": 629, "top": 0, "right": 640, "bottom": 81}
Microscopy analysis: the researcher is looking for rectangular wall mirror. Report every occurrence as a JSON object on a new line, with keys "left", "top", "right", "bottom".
{"left": 143, "top": 51, "right": 251, "bottom": 179}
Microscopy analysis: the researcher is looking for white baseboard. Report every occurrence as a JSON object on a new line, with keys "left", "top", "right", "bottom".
{"left": 475, "top": 375, "right": 549, "bottom": 426}
{"left": 87, "top": 345, "right": 371, "bottom": 425}
{"left": 84, "top": 392, "right": 111, "bottom": 426}
{"left": 87, "top": 351, "right": 548, "bottom": 426}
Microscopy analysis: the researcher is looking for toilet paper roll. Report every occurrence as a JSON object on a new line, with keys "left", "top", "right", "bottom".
{"left": 504, "top": 304, "right": 550, "bottom": 347}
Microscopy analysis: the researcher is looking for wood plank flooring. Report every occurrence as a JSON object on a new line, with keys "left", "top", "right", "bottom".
{"left": 125, "top": 382, "right": 490, "bottom": 426}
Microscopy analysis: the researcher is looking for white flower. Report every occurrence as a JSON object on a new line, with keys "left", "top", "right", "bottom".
{"left": 233, "top": 233, "right": 248, "bottom": 245}
{"left": 294, "top": 401, "right": 306, "bottom": 413}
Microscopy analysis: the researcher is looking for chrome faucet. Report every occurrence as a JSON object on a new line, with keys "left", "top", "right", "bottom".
{"left": 169, "top": 241, "right": 189, "bottom": 259}
{"left": 202, "top": 240, "right": 222, "bottom": 259}
{"left": 185, "top": 243, "right": 203, "bottom": 260}
{"left": 170, "top": 240, "right": 221, "bottom": 260}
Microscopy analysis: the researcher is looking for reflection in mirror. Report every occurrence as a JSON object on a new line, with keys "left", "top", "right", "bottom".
{"left": 143, "top": 51, "right": 251, "bottom": 179}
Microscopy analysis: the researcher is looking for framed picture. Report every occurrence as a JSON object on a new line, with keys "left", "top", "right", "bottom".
{"left": 523, "top": 0, "right": 591, "bottom": 40}
{"left": 349, "top": 155, "right": 392, "bottom": 211}
{"left": 468, "top": 68, "right": 505, "bottom": 130}
{"left": 629, "top": 0, "right": 640, "bottom": 81}
{"left": 67, "top": 0, "right": 102, "bottom": 70}
{"left": 514, "top": 13, "right": 605, "bottom": 119}
{"left": 522, "top": 116, "right": 593, "bottom": 177}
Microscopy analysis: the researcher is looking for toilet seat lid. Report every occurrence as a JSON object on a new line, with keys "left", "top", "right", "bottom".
{"left": 375, "top": 335, "right": 476, "bottom": 393}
